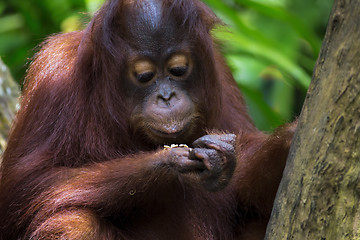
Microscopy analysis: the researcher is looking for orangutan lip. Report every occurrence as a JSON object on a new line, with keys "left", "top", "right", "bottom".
{"left": 149, "top": 127, "right": 184, "bottom": 139}
{"left": 149, "top": 122, "right": 190, "bottom": 139}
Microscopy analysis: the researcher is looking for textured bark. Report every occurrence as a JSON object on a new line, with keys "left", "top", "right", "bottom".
{"left": 265, "top": 0, "right": 360, "bottom": 239}
{"left": 0, "top": 58, "right": 20, "bottom": 156}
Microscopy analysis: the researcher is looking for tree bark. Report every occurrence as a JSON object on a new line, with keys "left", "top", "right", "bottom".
{"left": 0, "top": 58, "right": 20, "bottom": 157}
{"left": 265, "top": 0, "right": 360, "bottom": 239}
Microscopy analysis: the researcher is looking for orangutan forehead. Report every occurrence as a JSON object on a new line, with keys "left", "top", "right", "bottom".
{"left": 126, "top": 0, "right": 163, "bottom": 29}
{"left": 123, "top": 0, "right": 183, "bottom": 51}
{"left": 140, "top": 0, "right": 163, "bottom": 28}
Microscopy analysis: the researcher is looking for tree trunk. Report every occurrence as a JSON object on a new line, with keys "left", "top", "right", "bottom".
{"left": 0, "top": 58, "right": 20, "bottom": 157}
{"left": 265, "top": 0, "right": 360, "bottom": 239}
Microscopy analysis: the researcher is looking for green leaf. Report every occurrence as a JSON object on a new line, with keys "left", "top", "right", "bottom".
{"left": 85, "top": 0, "right": 104, "bottom": 13}
{"left": 234, "top": 0, "right": 321, "bottom": 54}
{"left": 0, "top": 14, "right": 24, "bottom": 34}
{"left": 239, "top": 84, "right": 284, "bottom": 131}
{"left": 214, "top": 27, "right": 311, "bottom": 88}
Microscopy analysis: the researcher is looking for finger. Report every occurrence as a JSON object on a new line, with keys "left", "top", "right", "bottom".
{"left": 207, "top": 142, "right": 234, "bottom": 153}
{"left": 190, "top": 148, "right": 213, "bottom": 171}
{"left": 192, "top": 135, "right": 217, "bottom": 148}
{"left": 177, "top": 157, "right": 205, "bottom": 173}
{"left": 192, "top": 134, "right": 236, "bottom": 149}
{"left": 188, "top": 147, "right": 196, "bottom": 159}
{"left": 193, "top": 139, "right": 233, "bottom": 154}
{"left": 218, "top": 134, "right": 236, "bottom": 145}
{"left": 169, "top": 147, "right": 190, "bottom": 158}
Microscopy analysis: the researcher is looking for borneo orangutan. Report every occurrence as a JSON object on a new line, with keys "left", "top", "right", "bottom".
{"left": 0, "top": 0, "right": 296, "bottom": 239}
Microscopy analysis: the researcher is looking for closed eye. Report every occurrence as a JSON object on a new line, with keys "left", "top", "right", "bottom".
{"left": 169, "top": 66, "right": 188, "bottom": 77}
{"left": 131, "top": 60, "right": 156, "bottom": 84}
{"left": 167, "top": 54, "right": 191, "bottom": 79}
{"left": 135, "top": 72, "right": 155, "bottom": 83}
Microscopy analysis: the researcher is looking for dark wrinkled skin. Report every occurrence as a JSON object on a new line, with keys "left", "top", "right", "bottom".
{"left": 165, "top": 134, "right": 236, "bottom": 192}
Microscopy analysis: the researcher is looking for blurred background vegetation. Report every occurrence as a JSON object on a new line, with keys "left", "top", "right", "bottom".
{"left": 0, "top": 0, "right": 333, "bottom": 131}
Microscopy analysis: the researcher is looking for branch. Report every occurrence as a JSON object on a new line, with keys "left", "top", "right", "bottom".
{"left": 266, "top": 0, "right": 360, "bottom": 238}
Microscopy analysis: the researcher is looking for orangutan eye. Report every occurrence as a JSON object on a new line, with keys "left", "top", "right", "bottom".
{"left": 132, "top": 60, "right": 156, "bottom": 84}
{"left": 169, "top": 66, "right": 188, "bottom": 77}
{"left": 135, "top": 71, "right": 155, "bottom": 83}
{"left": 167, "top": 54, "right": 191, "bottom": 78}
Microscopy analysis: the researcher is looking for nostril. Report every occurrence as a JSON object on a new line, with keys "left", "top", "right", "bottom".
{"left": 158, "top": 91, "right": 176, "bottom": 102}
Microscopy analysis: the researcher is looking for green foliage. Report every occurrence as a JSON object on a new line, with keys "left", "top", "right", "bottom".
{"left": 0, "top": 0, "right": 333, "bottom": 131}
{"left": 0, "top": 0, "right": 86, "bottom": 84}
{"left": 202, "top": 0, "right": 332, "bottom": 130}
